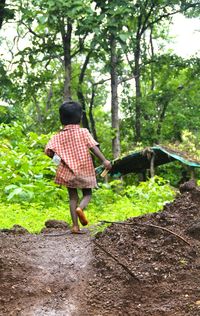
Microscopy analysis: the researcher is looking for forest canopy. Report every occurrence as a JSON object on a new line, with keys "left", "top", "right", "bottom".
{"left": 0, "top": 0, "right": 199, "bottom": 156}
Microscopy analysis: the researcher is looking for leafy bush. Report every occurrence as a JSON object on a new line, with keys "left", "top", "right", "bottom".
{"left": 87, "top": 177, "right": 175, "bottom": 224}
{"left": 0, "top": 122, "right": 66, "bottom": 205}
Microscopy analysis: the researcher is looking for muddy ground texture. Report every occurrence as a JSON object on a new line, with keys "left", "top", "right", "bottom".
{"left": 0, "top": 180, "right": 200, "bottom": 316}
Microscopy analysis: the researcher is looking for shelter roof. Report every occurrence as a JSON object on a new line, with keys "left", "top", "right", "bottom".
{"left": 96, "top": 146, "right": 200, "bottom": 177}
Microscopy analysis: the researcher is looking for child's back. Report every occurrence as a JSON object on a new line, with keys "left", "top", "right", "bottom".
{"left": 45, "top": 124, "right": 98, "bottom": 188}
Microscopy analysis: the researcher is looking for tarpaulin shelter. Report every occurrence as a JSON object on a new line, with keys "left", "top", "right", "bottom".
{"left": 96, "top": 146, "right": 200, "bottom": 178}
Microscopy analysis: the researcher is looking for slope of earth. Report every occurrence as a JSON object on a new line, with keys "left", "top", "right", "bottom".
{"left": 0, "top": 180, "right": 200, "bottom": 316}
{"left": 85, "top": 181, "right": 200, "bottom": 316}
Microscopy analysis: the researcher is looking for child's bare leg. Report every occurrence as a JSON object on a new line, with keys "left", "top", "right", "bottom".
{"left": 67, "top": 188, "right": 79, "bottom": 231}
{"left": 76, "top": 189, "right": 92, "bottom": 226}
{"left": 79, "top": 188, "right": 92, "bottom": 210}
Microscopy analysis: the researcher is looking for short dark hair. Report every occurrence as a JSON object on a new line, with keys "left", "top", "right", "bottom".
{"left": 59, "top": 101, "right": 82, "bottom": 125}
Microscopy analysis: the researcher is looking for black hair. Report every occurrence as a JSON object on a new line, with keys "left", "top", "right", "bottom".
{"left": 59, "top": 101, "right": 82, "bottom": 125}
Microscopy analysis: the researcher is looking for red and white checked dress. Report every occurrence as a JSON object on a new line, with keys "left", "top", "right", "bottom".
{"left": 45, "top": 125, "right": 98, "bottom": 188}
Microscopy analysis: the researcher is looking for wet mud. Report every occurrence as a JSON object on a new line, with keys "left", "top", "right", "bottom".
{"left": 0, "top": 181, "right": 200, "bottom": 315}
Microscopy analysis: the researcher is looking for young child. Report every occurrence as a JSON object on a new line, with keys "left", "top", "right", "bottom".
{"left": 45, "top": 100, "right": 112, "bottom": 233}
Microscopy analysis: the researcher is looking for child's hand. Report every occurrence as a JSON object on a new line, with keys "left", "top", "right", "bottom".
{"left": 52, "top": 154, "right": 61, "bottom": 165}
{"left": 103, "top": 159, "right": 112, "bottom": 170}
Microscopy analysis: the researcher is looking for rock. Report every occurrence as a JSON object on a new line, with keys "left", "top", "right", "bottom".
{"left": 179, "top": 179, "right": 196, "bottom": 193}
{"left": 44, "top": 219, "right": 69, "bottom": 229}
{"left": 185, "top": 222, "right": 200, "bottom": 240}
{"left": 179, "top": 180, "right": 200, "bottom": 204}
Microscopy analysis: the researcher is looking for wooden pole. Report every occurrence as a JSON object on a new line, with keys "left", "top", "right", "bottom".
{"left": 150, "top": 151, "right": 155, "bottom": 177}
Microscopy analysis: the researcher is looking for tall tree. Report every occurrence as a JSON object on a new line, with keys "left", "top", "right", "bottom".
{"left": 13, "top": 1, "right": 91, "bottom": 92}
{"left": 119, "top": 0, "right": 200, "bottom": 141}
{"left": 94, "top": 0, "right": 126, "bottom": 158}
{"left": 9, "top": 0, "right": 96, "bottom": 128}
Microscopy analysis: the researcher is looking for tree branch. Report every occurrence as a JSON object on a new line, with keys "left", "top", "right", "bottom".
{"left": 139, "top": 2, "right": 155, "bottom": 36}
{"left": 93, "top": 74, "right": 137, "bottom": 87}
{"left": 71, "top": 33, "right": 89, "bottom": 58}
{"left": 141, "top": 3, "right": 200, "bottom": 35}
{"left": 100, "top": 220, "right": 191, "bottom": 246}
{"left": 93, "top": 240, "right": 140, "bottom": 282}
{"left": 20, "top": 21, "right": 45, "bottom": 39}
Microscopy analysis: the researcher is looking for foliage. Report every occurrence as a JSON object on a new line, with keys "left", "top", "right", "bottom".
{"left": 156, "top": 130, "right": 200, "bottom": 186}
{"left": 88, "top": 177, "right": 175, "bottom": 226}
{"left": 120, "top": 55, "right": 200, "bottom": 144}
{"left": 0, "top": 203, "right": 71, "bottom": 233}
{"left": 0, "top": 177, "right": 175, "bottom": 233}
{"left": 0, "top": 122, "right": 65, "bottom": 205}
{"left": 1, "top": 0, "right": 199, "bottom": 141}
{"left": 171, "top": 130, "right": 200, "bottom": 160}
{"left": 92, "top": 106, "right": 113, "bottom": 159}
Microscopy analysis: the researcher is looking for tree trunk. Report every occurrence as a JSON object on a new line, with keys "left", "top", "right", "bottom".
{"left": 89, "top": 85, "right": 98, "bottom": 142}
{"left": 110, "top": 33, "right": 120, "bottom": 159}
{"left": 134, "top": 36, "right": 142, "bottom": 142}
{"left": 46, "top": 83, "right": 53, "bottom": 112}
{"left": 77, "top": 51, "right": 91, "bottom": 130}
{"left": 150, "top": 26, "right": 155, "bottom": 91}
{"left": 32, "top": 96, "right": 43, "bottom": 125}
{"left": 0, "top": 0, "right": 6, "bottom": 29}
{"left": 77, "top": 89, "right": 90, "bottom": 130}
{"left": 156, "top": 102, "right": 168, "bottom": 138}
{"left": 61, "top": 19, "right": 72, "bottom": 101}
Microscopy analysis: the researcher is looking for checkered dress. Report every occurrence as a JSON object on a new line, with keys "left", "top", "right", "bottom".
{"left": 45, "top": 125, "right": 98, "bottom": 188}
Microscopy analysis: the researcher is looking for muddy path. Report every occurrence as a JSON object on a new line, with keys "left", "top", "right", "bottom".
{"left": 0, "top": 181, "right": 200, "bottom": 316}
{"left": 0, "top": 230, "right": 93, "bottom": 316}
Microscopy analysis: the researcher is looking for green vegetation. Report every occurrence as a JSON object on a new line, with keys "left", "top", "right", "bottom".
{"left": 88, "top": 177, "right": 175, "bottom": 224}
{"left": 0, "top": 179, "right": 175, "bottom": 233}
{"left": 0, "top": 123, "right": 175, "bottom": 232}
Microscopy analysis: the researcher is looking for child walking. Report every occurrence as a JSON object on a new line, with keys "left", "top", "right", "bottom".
{"left": 45, "top": 100, "right": 112, "bottom": 233}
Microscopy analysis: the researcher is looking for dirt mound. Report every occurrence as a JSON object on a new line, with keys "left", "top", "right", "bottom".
{"left": 0, "top": 182, "right": 200, "bottom": 315}
{"left": 85, "top": 183, "right": 200, "bottom": 315}
{"left": 0, "top": 224, "right": 29, "bottom": 235}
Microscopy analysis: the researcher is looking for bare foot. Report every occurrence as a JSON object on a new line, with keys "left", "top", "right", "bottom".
{"left": 71, "top": 226, "right": 86, "bottom": 234}
{"left": 71, "top": 225, "right": 79, "bottom": 233}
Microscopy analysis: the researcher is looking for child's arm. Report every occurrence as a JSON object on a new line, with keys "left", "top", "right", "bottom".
{"left": 45, "top": 148, "right": 54, "bottom": 158}
{"left": 90, "top": 146, "right": 112, "bottom": 170}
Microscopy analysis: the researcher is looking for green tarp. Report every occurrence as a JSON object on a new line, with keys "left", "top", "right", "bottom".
{"left": 96, "top": 146, "right": 200, "bottom": 178}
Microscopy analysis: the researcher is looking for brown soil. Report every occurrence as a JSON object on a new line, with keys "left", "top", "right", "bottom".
{"left": 0, "top": 181, "right": 200, "bottom": 316}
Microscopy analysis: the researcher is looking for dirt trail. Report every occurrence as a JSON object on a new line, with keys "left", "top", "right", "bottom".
{"left": 0, "top": 231, "right": 93, "bottom": 316}
{"left": 0, "top": 180, "right": 200, "bottom": 316}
